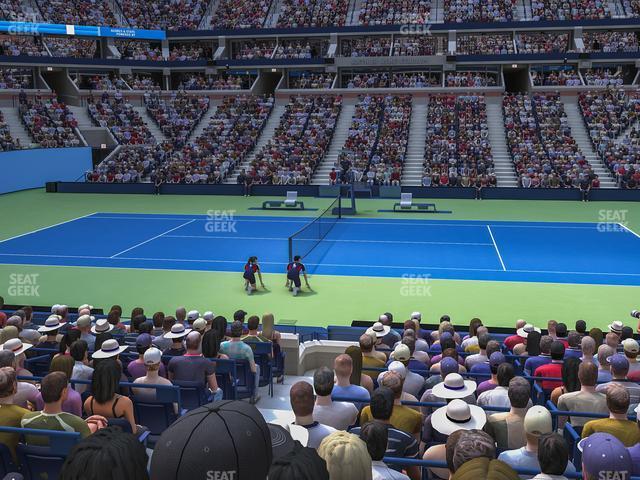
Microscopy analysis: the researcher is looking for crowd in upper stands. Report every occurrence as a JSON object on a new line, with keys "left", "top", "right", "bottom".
{"left": 44, "top": 37, "right": 97, "bottom": 58}
{"left": 273, "top": 39, "right": 328, "bottom": 59}
{"left": 175, "top": 72, "right": 254, "bottom": 90}
{"left": 232, "top": 40, "right": 277, "bottom": 60}
{"left": 0, "top": 34, "right": 48, "bottom": 57}
{"left": 0, "top": 110, "right": 18, "bottom": 150}
{"left": 445, "top": 72, "right": 497, "bottom": 87}
{"left": 340, "top": 36, "right": 392, "bottom": 57}
{"left": 531, "top": 68, "right": 583, "bottom": 87}
{"left": 515, "top": 32, "right": 570, "bottom": 54}
{"left": 358, "top": 0, "right": 431, "bottom": 25}
{"left": 210, "top": 0, "right": 271, "bottom": 29}
{"left": 116, "top": 40, "right": 164, "bottom": 62}
{"left": 74, "top": 74, "right": 129, "bottom": 91}
{"left": 36, "top": 0, "right": 118, "bottom": 26}
{"left": 392, "top": 35, "right": 444, "bottom": 56}
{"left": 344, "top": 72, "right": 441, "bottom": 88}
{"left": 288, "top": 72, "right": 335, "bottom": 89}
{"left": 1, "top": 299, "right": 640, "bottom": 480}
{"left": 19, "top": 94, "right": 81, "bottom": 148}
{"left": 504, "top": 93, "right": 599, "bottom": 188}
{"left": 248, "top": 95, "right": 341, "bottom": 185}
{"left": 423, "top": 94, "right": 496, "bottom": 188}
{"left": 120, "top": 0, "right": 208, "bottom": 31}
{"left": 276, "top": 0, "right": 348, "bottom": 28}
{"left": 530, "top": 0, "right": 612, "bottom": 20}
{"left": 0, "top": 68, "right": 32, "bottom": 89}
{"left": 582, "top": 67, "right": 625, "bottom": 87}
{"left": 122, "top": 73, "right": 161, "bottom": 91}
{"left": 168, "top": 42, "right": 213, "bottom": 61}
{"left": 444, "top": 0, "right": 516, "bottom": 23}
{"left": 583, "top": 31, "right": 640, "bottom": 52}
{"left": 456, "top": 33, "right": 515, "bottom": 55}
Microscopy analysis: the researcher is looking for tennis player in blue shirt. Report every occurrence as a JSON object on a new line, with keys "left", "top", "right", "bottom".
{"left": 286, "top": 255, "right": 310, "bottom": 296}
{"left": 243, "top": 256, "right": 265, "bottom": 295}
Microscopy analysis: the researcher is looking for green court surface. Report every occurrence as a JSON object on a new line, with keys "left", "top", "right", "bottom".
{"left": 0, "top": 189, "right": 639, "bottom": 330}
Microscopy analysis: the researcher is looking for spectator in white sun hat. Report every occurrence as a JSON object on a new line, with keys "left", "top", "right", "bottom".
{"left": 378, "top": 313, "right": 400, "bottom": 349}
{"left": 91, "top": 319, "right": 113, "bottom": 335}
{"left": 162, "top": 323, "right": 191, "bottom": 360}
{"left": 75, "top": 315, "right": 95, "bottom": 351}
{"left": 365, "top": 323, "right": 390, "bottom": 363}
{"left": 609, "top": 320, "right": 624, "bottom": 337}
{"left": 1, "top": 339, "right": 33, "bottom": 376}
{"left": 78, "top": 304, "right": 93, "bottom": 313}
{"left": 91, "top": 339, "right": 128, "bottom": 360}
{"left": 423, "top": 399, "right": 487, "bottom": 480}
{"left": 36, "top": 315, "right": 66, "bottom": 349}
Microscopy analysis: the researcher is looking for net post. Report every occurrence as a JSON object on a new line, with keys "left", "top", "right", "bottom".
{"left": 288, "top": 237, "right": 293, "bottom": 263}
{"left": 338, "top": 192, "right": 342, "bottom": 219}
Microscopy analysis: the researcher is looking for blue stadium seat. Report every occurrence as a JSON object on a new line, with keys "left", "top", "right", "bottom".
{"left": 172, "top": 380, "right": 212, "bottom": 411}
{"left": 23, "top": 355, "right": 51, "bottom": 378}
{"left": 247, "top": 342, "right": 273, "bottom": 396}
{"left": 234, "top": 359, "right": 256, "bottom": 402}
{"left": 210, "top": 358, "right": 238, "bottom": 400}
{"left": 131, "top": 383, "right": 184, "bottom": 446}
{"left": 0, "top": 443, "right": 16, "bottom": 478}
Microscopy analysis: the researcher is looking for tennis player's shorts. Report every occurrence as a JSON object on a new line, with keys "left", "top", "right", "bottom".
{"left": 244, "top": 273, "right": 256, "bottom": 284}
{"left": 290, "top": 275, "right": 301, "bottom": 288}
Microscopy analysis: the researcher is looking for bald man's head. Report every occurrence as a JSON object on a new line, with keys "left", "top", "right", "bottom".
{"left": 185, "top": 331, "right": 201, "bottom": 351}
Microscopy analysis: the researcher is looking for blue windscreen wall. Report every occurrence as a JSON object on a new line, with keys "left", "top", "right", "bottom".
{"left": 1, "top": 147, "right": 92, "bottom": 195}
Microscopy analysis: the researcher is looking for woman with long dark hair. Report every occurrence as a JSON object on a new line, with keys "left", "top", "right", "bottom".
{"left": 551, "top": 356, "right": 581, "bottom": 405}
{"left": 243, "top": 256, "right": 265, "bottom": 294}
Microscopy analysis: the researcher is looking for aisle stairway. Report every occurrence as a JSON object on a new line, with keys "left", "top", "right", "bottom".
{"left": 310, "top": 100, "right": 356, "bottom": 185}
{"left": 401, "top": 98, "right": 427, "bottom": 186}
{"left": 561, "top": 96, "right": 617, "bottom": 188}
{"left": 2, "top": 107, "right": 34, "bottom": 148}
{"left": 485, "top": 98, "right": 518, "bottom": 187}
{"left": 133, "top": 106, "right": 168, "bottom": 144}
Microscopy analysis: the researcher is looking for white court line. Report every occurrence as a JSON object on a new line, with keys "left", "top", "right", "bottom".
{"left": 163, "top": 234, "right": 494, "bottom": 247}
{"left": 619, "top": 223, "right": 640, "bottom": 240}
{"left": 487, "top": 226, "right": 507, "bottom": 271}
{"left": 109, "top": 219, "right": 196, "bottom": 259}
{"left": 1, "top": 252, "right": 639, "bottom": 277}
{"left": 88, "top": 215, "right": 606, "bottom": 230}
{"left": 0, "top": 212, "right": 99, "bottom": 245}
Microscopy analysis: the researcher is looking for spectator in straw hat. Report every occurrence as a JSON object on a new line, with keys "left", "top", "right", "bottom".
{"left": 162, "top": 323, "right": 191, "bottom": 360}
{"left": 378, "top": 313, "right": 400, "bottom": 349}
{"left": 424, "top": 400, "right": 487, "bottom": 480}
{"left": 351, "top": 387, "right": 419, "bottom": 479}
{"left": 421, "top": 363, "right": 476, "bottom": 416}
{"left": 1, "top": 338, "right": 33, "bottom": 377}
{"left": 36, "top": 315, "right": 66, "bottom": 350}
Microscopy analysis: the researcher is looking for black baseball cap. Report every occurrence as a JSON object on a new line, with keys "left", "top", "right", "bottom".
{"left": 151, "top": 401, "right": 272, "bottom": 480}
{"left": 233, "top": 310, "right": 248, "bottom": 321}
{"left": 269, "top": 441, "right": 329, "bottom": 480}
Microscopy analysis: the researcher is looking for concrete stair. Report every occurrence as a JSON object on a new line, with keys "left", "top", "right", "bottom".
{"left": 188, "top": 101, "right": 219, "bottom": 143}
{"left": 432, "top": 0, "right": 444, "bottom": 22}
{"left": 561, "top": 96, "right": 617, "bottom": 189}
{"left": 134, "top": 106, "right": 168, "bottom": 144}
{"left": 310, "top": 100, "right": 356, "bottom": 185}
{"left": 347, "top": 0, "right": 362, "bottom": 25}
{"left": 224, "top": 103, "right": 287, "bottom": 184}
{"left": 2, "top": 107, "right": 35, "bottom": 148}
{"left": 486, "top": 98, "right": 519, "bottom": 187}
{"left": 401, "top": 98, "right": 427, "bottom": 186}
{"left": 68, "top": 105, "right": 96, "bottom": 128}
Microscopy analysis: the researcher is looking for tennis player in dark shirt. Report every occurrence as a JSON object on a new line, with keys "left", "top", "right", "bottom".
{"left": 286, "top": 255, "right": 310, "bottom": 296}
{"left": 243, "top": 256, "right": 265, "bottom": 295}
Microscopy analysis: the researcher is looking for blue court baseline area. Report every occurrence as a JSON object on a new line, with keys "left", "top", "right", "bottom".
{"left": 0, "top": 212, "right": 639, "bottom": 287}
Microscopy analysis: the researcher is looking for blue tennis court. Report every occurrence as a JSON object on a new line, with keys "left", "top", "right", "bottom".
{"left": 0, "top": 212, "right": 639, "bottom": 286}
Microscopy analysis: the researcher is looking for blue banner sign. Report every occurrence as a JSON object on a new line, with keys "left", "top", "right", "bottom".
{"left": 0, "top": 21, "right": 166, "bottom": 40}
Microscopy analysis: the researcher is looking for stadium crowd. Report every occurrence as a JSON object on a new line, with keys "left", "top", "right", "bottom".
{"left": 248, "top": 95, "right": 341, "bottom": 185}
{"left": 531, "top": 68, "right": 583, "bottom": 87}
{"left": 88, "top": 93, "right": 155, "bottom": 145}
{"left": 340, "top": 36, "right": 392, "bottom": 57}
{"left": 530, "top": 0, "right": 612, "bottom": 20}
{"left": 19, "top": 95, "right": 81, "bottom": 148}
{"left": 444, "top": 0, "right": 516, "bottom": 23}
{"left": 344, "top": 72, "right": 441, "bottom": 89}
{"left": 423, "top": 94, "right": 496, "bottom": 189}
{"left": 392, "top": 35, "right": 444, "bottom": 56}
{"left": 579, "top": 89, "right": 640, "bottom": 189}
{"left": 583, "top": 31, "right": 640, "bottom": 53}
{"left": 144, "top": 92, "right": 210, "bottom": 148}
{"left": 175, "top": 72, "right": 254, "bottom": 90}
{"left": 358, "top": 0, "right": 431, "bottom": 25}
{"left": 276, "top": 0, "right": 348, "bottom": 28}
{"left": 120, "top": 0, "right": 208, "bottom": 31}
{"left": 116, "top": 40, "right": 164, "bottom": 62}
{"left": 44, "top": 37, "right": 97, "bottom": 58}
{"left": 0, "top": 302, "right": 639, "bottom": 480}
{"left": 168, "top": 42, "right": 214, "bottom": 61}
{"left": 273, "top": 39, "right": 328, "bottom": 59}
{"left": 210, "top": 0, "right": 271, "bottom": 29}
{"left": 515, "top": 32, "right": 570, "bottom": 54}
{"left": 288, "top": 72, "right": 335, "bottom": 89}
{"left": 455, "top": 33, "right": 515, "bottom": 55}
{"left": 504, "top": 93, "right": 599, "bottom": 188}
{"left": 0, "top": 68, "right": 32, "bottom": 89}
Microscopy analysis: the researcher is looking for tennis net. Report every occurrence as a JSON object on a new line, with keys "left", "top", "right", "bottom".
{"left": 288, "top": 195, "right": 341, "bottom": 262}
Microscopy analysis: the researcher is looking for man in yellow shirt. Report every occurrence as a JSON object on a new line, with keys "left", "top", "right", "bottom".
{"left": 360, "top": 334, "right": 386, "bottom": 382}
{"left": 359, "top": 371, "right": 422, "bottom": 437}
{"left": 0, "top": 366, "right": 30, "bottom": 461}
{"left": 582, "top": 383, "right": 640, "bottom": 446}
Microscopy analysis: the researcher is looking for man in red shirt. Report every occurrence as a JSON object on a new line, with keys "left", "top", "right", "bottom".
{"left": 534, "top": 341, "right": 565, "bottom": 392}
{"left": 503, "top": 319, "right": 527, "bottom": 351}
